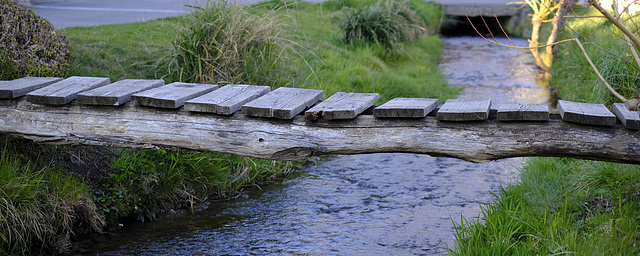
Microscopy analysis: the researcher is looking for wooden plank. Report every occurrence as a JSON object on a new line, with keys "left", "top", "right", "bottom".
{"left": 0, "top": 77, "right": 63, "bottom": 98}
{"left": 2, "top": 97, "right": 640, "bottom": 165}
{"left": 25, "top": 76, "right": 110, "bottom": 105}
{"left": 436, "top": 99, "right": 491, "bottom": 121}
{"left": 77, "top": 79, "right": 164, "bottom": 106}
{"left": 497, "top": 103, "right": 549, "bottom": 121}
{"left": 373, "top": 98, "right": 438, "bottom": 118}
{"left": 242, "top": 87, "right": 324, "bottom": 119}
{"left": 184, "top": 84, "right": 270, "bottom": 115}
{"left": 557, "top": 100, "right": 616, "bottom": 126}
{"left": 132, "top": 82, "right": 218, "bottom": 109}
{"left": 305, "top": 92, "right": 379, "bottom": 120}
{"left": 612, "top": 103, "right": 640, "bottom": 130}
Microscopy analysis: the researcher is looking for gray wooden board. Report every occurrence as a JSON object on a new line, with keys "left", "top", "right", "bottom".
{"left": 184, "top": 84, "right": 270, "bottom": 115}
{"left": 77, "top": 79, "right": 164, "bottom": 106}
{"left": 612, "top": 103, "right": 640, "bottom": 130}
{"left": 497, "top": 103, "right": 549, "bottom": 121}
{"left": 0, "top": 77, "right": 63, "bottom": 98}
{"left": 26, "top": 76, "right": 110, "bottom": 105}
{"left": 557, "top": 100, "right": 616, "bottom": 126}
{"left": 242, "top": 87, "right": 324, "bottom": 119}
{"left": 436, "top": 99, "right": 492, "bottom": 121}
{"left": 373, "top": 98, "right": 438, "bottom": 118}
{"left": 132, "top": 82, "right": 218, "bottom": 109}
{"left": 305, "top": 92, "right": 379, "bottom": 120}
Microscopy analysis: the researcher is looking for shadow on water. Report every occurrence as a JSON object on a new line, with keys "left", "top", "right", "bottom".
{"left": 76, "top": 37, "right": 547, "bottom": 256}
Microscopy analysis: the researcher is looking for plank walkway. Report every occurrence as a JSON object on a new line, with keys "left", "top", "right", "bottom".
{"left": 0, "top": 77, "right": 639, "bottom": 164}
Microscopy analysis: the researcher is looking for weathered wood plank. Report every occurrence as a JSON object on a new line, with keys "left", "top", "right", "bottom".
{"left": 242, "top": 87, "right": 323, "bottom": 119}
{"left": 0, "top": 77, "right": 63, "bottom": 98}
{"left": 25, "top": 76, "right": 110, "bottom": 105}
{"left": 373, "top": 98, "right": 438, "bottom": 118}
{"left": 436, "top": 99, "right": 492, "bottom": 121}
{"left": 557, "top": 100, "right": 616, "bottom": 126}
{"left": 132, "top": 82, "right": 218, "bottom": 109}
{"left": 1, "top": 97, "right": 639, "bottom": 164}
{"left": 305, "top": 92, "right": 379, "bottom": 120}
{"left": 497, "top": 103, "right": 549, "bottom": 121}
{"left": 612, "top": 103, "right": 640, "bottom": 130}
{"left": 184, "top": 84, "right": 270, "bottom": 115}
{"left": 77, "top": 79, "right": 164, "bottom": 106}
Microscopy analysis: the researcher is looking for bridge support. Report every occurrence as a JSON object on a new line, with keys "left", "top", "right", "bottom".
{"left": 1, "top": 98, "right": 639, "bottom": 165}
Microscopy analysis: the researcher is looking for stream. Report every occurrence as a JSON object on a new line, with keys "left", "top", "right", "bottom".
{"left": 75, "top": 37, "right": 549, "bottom": 256}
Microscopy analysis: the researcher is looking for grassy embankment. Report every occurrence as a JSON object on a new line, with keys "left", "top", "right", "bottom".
{"left": 1, "top": 0, "right": 457, "bottom": 254}
{"left": 451, "top": 6, "right": 640, "bottom": 255}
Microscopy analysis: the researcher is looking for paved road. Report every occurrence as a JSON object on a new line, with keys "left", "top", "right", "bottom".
{"left": 21, "top": 0, "right": 514, "bottom": 29}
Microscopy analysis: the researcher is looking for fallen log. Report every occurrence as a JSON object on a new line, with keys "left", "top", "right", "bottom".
{"left": 0, "top": 98, "right": 639, "bottom": 164}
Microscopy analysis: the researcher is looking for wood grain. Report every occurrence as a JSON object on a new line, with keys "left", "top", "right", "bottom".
{"left": 132, "top": 82, "right": 218, "bottom": 109}
{"left": 77, "top": 79, "right": 164, "bottom": 106}
{"left": 0, "top": 77, "right": 63, "bottom": 98}
{"left": 374, "top": 98, "right": 438, "bottom": 118}
{"left": 1, "top": 97, "right": 639, "bottom": 165}
{"left": 242, "top": 87, "right": 323, "bottom": 119}
{"left": 25, "top": 76, "right": 110, "bottom": 105}
{"left": 184, "top": 84, "right": 270, "bottom": 115}
{"left": 558, "top": 100, "right": 616, "bottom": 126}
{"left": 305, "top": 92, "right": 379, "bottom": 120}
{"left": 612, "top": 103, "right": 640, "bottom": 130}
{"left": 437, "top": 99, "right": 492, "bottom": 121}
{"left": 497, "top": 103, "right": 549, "bottom": 121}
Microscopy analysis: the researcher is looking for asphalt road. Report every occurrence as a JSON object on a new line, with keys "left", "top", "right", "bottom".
{"left": 21, "top": 0, "right": 515, "bottom": 29}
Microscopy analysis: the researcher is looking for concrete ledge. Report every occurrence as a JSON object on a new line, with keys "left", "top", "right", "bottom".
{"left": 444, "top": 4, "right": 523, "bottom": 17}
{"left": 12, "top": 0, "right": 32, "bottom": 6}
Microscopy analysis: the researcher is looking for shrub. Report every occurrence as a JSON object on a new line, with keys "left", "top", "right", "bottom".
{"left": 161, "top": 0, "right": 291, "bottom": 87}
{"left": 0, "top": 0, "right": 71, "bottom": 80}
{"left": 340, "top": 0, "right": 428, "bottom": 51}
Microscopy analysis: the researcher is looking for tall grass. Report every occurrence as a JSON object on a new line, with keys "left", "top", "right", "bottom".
{"left": 160, "top": 0, "right": 292, "bottom": 87}
{"left": 0, "top": 143, "right": 103, "bottom": 255}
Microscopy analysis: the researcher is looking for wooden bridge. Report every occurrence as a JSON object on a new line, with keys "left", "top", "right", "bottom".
{"left": 1, "top": 76, "right": 639, "bottom": 164}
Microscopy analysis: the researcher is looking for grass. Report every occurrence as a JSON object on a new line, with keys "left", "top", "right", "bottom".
{"left": 452, "top": 158, "right": 640, "bottom": 255}
{"left": 266, "top": 0, "right": 457, "bottom": 103}
{"left": 0, "top": 141, "right": 103, "bottom": 255}
{"left": 451, "top": 6, "right": 640, "bottom": 255}
{"left": 65, "top": 17, "right": 180, "bottom": 81}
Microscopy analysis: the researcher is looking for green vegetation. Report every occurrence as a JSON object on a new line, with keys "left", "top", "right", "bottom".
{"left": 340, "top": 0, "right": 428, "bottom": 51}
{"left": 0, "top": 142, "right": 103, "bottom": 255}
{"left": 552, "top": 7, "right": 640, "bottom": 105}
{"left": 2, "top": 0, "right": 455, "bottom": 254}
{"left": 451, "top": 6, "right": 640, "bottom": 255}
{"left": 452, "top": 158, "right": 640, "bottom": 255}
{"left": 161, "top": 0, "right": 289, "bottom": 87}
{"left": 0, "top": 0, "right": 71, "bottom": 80}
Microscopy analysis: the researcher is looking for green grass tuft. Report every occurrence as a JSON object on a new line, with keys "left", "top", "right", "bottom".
{"left": 452, "top": 158, "right": 640, "bottom": 255}
{"left": 0, "top": 142, "right": 103, "bottom": 255}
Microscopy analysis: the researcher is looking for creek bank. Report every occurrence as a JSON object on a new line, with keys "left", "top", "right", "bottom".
{"left": 75, "top": 35, "right": 547, "bottom": 255}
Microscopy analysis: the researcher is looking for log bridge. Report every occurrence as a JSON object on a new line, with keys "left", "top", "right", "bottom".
{"left": 1, "top": 77, "right": 639, "bottom": 164}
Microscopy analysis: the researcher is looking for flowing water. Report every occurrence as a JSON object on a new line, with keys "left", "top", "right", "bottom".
{"left": 76, "top": 37, "right": 548, "bottom": 256}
